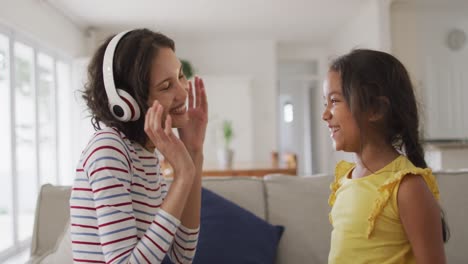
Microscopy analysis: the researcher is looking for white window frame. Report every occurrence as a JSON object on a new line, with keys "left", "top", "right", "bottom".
{"left": 0, "top": 23, "right": 73, "bottom": 262}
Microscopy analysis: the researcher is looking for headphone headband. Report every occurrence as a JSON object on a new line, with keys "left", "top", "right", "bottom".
{"left": 102, "top": 30, "right": 141, "bottom": 122}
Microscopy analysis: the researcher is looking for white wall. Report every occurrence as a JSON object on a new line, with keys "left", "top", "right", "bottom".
{"left": 0, "top": 0, "right": 86, "bottom": 57}
{"left": 391, "top": 1, "right": 468, "bottom": 140}
{"left": 173, "top": 38, "right": 278, "bottom": 164}
{"left": 277, "top": 43, "right": 328, "bottom": 62}
{"left": 329, "top": 0, "right": 392, "bottom": 57}
{"left": 201, "top": 76, "right": 254, "bottom": 166}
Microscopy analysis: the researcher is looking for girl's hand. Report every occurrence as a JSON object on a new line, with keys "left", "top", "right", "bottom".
{"left": 178, "top": 76, "right": 208, "bottom": 154}
{"left": 144, "top": 101, "right": 195, "bottom": 182}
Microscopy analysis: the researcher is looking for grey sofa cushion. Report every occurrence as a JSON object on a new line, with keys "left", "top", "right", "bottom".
{"left": 166, "top": 177, "right": 267, "bottom": 220}
{"left": 30, "top": 184, "right": 71, "bottom": 259}
{"left": 36, "top": 221, "right": 72, "bottom": 264}
{"left": 201, "top": 177, "right": 267, "bottom": 220}
{"left": 265, "top": 174, "right": 332, "bottom": 264}
{"left": 197, "top": 177, "right": 266, "bottom": 220}
{"left": 436, "top": 171, "right": 468, "bottom": 264}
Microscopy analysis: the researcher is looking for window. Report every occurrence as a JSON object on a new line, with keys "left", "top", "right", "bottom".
{"left": 56, "top": 61, "right": 73, "bottom": 186}
{"left": 283, "top": 102, "right": 294, "bottom": 123}
{"left": 0, "top": 32, "right": 13, "bottom": 254}
{"left": 37, "top": 52, "right": 57, "bottom": 186}
{"left": 14, "top": 41, "right": 37, "bottom": 241}
{"left": 0, "top": 27, "right": 73, "bottom": 261}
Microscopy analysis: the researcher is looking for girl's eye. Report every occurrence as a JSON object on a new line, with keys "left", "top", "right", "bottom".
{"left": 331, "top": 98, "right": 339, "bottom": 104}
{"left": 179, "top": 73, "right": 185, "bottom": 80}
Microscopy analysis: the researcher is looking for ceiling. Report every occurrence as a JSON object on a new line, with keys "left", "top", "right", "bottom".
{"left": 45, "top": 0, "right": 369, "bottom": 42}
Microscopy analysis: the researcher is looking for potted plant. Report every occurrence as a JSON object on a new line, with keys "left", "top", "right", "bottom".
{"left": 217, "top": 120, "right": 234, "bottom": 169}
{"left": 181, "top": 59, "right": 194, "bottom": 79}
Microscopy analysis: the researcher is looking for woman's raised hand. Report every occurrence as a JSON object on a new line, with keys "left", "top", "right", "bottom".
{"left": 144, "top": 101, "right": 195, "bottom": 182}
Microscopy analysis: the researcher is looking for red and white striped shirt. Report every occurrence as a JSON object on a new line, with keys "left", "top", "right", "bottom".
{"left": 70, "top": 127, "right": 199, "bottom": 264}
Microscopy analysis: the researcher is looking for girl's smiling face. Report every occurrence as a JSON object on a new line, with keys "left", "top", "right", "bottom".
{"left": 322, "top": 70, "right": 361, "bottom": 152}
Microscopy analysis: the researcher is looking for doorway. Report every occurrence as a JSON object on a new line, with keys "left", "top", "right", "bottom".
{"left": 277, "top": 60, "right": 321, "bottom": 175}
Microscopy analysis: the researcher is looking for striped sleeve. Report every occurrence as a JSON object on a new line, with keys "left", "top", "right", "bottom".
{"left": 168, "top": 224, "right": 200, "bottom": 263}
{"left": 160, "top": 178, "right": 200, "bottom": 263}
{"left": 74, "top": 132, "right": 184, "bottom": 264}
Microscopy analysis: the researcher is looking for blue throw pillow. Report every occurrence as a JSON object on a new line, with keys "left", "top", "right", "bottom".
{"left": 163, "top": 188, "right": 284, "bottom": 264}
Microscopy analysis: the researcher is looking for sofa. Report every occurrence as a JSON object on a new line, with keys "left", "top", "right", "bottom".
{"left": 28, "top": 171, "right": 468, "bottom": 263}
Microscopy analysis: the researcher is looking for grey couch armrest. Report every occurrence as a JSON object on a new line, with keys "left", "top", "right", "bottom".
{"left": 30, "top": 184, "right": 72, "bottom": 258}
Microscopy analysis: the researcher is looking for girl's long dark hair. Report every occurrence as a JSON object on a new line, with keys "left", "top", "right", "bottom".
{"left": 330, "top": 49, "right": 449, "bottom": 242}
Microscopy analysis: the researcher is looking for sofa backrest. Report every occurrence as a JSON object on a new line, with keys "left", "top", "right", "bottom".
{"left": 30, "top": 177, "right": 267, "bottom": 258}
{"left": 200, "top": 177, "right": 267, "bottom": 220}
{"left": 435, "top": 170, "right": 468, "bottom": 264}
{"left": 30, "top": 171, "right": 468, "bottom": 263}
{"left": 265, "top": 174, "right": 332, "bottom": 264}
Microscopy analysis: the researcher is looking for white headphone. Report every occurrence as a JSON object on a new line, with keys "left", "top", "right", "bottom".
{"left": 102, "top": 30, "right": 141, "bottom": 122}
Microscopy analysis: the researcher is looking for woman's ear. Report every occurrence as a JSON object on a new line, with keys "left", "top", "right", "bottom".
{"left": 368, "top": 96, "right": 390, "bottom": 122}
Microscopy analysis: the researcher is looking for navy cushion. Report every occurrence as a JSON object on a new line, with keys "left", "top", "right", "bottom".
{"left": 163, "top": 188, "right": 284, "bottom": 264}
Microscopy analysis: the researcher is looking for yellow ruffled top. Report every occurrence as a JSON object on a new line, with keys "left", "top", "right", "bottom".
{"left": 328, "top": 155, "right": 440, "bottom": 264}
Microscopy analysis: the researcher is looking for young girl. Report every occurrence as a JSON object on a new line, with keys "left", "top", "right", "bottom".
{"left": 70, "top": 29, "right": 208, "bottom": 263}
{"left": 323, "top": 49, "right": 448, "bottom": 264}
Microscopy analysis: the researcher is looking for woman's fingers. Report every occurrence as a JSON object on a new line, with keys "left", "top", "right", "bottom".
{"left": 195, "top": 76, "right": 202, "bottom": 108}
{"left": 199, "top": 78, "right": 208, "bottom": 113}
{"left": 154, "top": 103, "right": 162, "bottom": 131}
{"left": 165, "top": 114, "right": 173, "bottom": 135}
{"left": 143, "top": 101, "right": 193, "bottom": 171}
{"left": 146, "top": 102, "right": 156, "bottom": 137}
{"left": 144, "top": 100, "right": 169, "bottom": 143}
{"left": 156, "top": 103, "right": 171, "bottom": 142}
{"left": 144, "top": 105, "right": 151, "bottom": 135}
{"left": 188, "top": 81, "right": 194, "bottom": 109}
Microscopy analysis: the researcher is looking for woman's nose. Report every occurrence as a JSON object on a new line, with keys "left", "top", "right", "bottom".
{"left": 322, "top": 107, "right": 331, "bottom": 121}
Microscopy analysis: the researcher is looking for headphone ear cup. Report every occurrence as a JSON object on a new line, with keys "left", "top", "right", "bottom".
{"left": 116, "top": 89, "right": 141, "bottom": 121}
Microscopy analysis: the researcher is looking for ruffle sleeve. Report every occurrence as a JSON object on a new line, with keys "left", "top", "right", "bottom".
{"left": 329, "top": 161, "right": 354, "bottom": 224}
{"left": 366, "top": 167, "right": 440, "bottom": 238}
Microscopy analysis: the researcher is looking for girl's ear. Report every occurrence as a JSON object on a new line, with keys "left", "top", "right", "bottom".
{"left": 368, "top": 96, "right": 390, "bottom": 122}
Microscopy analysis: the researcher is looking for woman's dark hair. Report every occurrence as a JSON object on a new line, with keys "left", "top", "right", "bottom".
{"left": 82, "top": 28, "right": 175, "bottom": 146}
{"left": 330, "top": 49, "right": 449, "bottom": 242}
